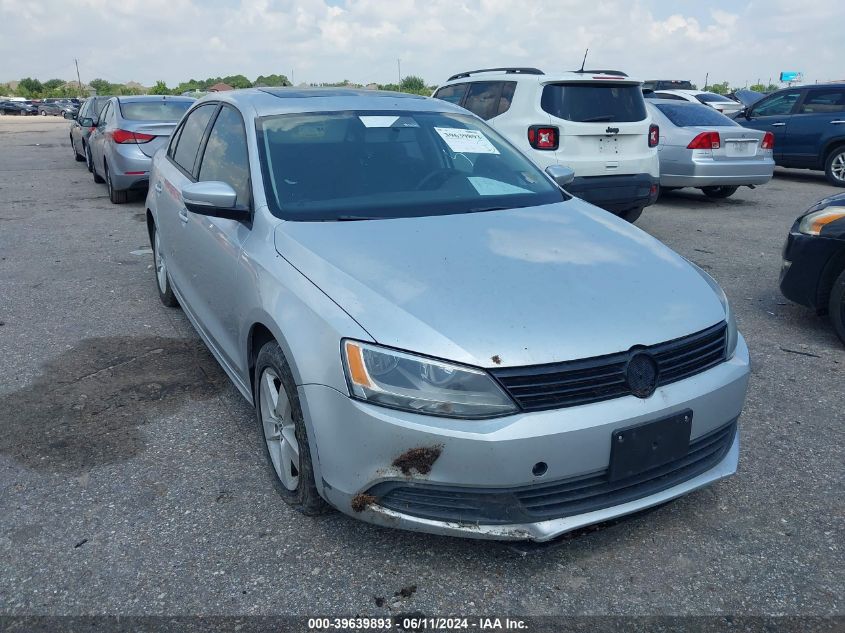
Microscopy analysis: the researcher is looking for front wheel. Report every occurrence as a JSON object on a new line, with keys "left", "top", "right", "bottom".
{"left": 151, "top": 224, "right": 178, "bottom": 307}
{"left": 40, "top": 110, "right": 47, "bottom": 116}
{"left": 829, "top": 268, "right": 845, "bottom": 345}
{"left": 824, "top": 147, "right": 845, "bottom": 187}
{"left": 701, "top": 186, "right": 739, "bottom": 199}
{"left": 255, "top": 341, "right": 328, "bottom": 516}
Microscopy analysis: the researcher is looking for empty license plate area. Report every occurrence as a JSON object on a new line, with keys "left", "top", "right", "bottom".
{"left": 608, "top": 410, "right": 692, "bottom": 482}
{"left": 725, "top": 140, "right": 757, "bottom": 157}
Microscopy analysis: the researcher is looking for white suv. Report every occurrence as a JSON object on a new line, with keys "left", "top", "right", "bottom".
{"left": 433, "top": 67, "right": 660, "bottom": 222}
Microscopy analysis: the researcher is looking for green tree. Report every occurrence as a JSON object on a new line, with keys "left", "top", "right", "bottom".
{"left": 0, "top": 82, "right": 12, "bottom": 96}
{"left": 254, "top": 74, "right": 291, "bottom": 87}
{"left": 707, "top": 81, "right": 731, "bottom": 95}
{"left": 399, "top": 75, "right": 427, "bottom": 95}
{"left": 222, "top": 74, "right": 252, "bottom": 89}
{"left": 17, "top": 77, "right": 44, "bottom": 98}
{"left": 148, "top": 80, "right": 170, "bottom": 95}
{"left": 89, "top": 78, "right": 116, "bottom": 95}
{"left": 43, "top": 78, "right": 65, "bottom": 91}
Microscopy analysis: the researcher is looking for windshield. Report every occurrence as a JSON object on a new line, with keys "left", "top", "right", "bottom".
{"left": 118, "top": 100, "right": 192, "bottom": 121}
{"left": 541, "top": 84, "right": 646, "bottom": 122}
{"left": 696, "top": 93, "right": 734, "bottom": 104}
{"left": 257, "top": 111, "right": 565, "bottom": 221}
{"left": 654, "top": 103, "right": 738, "bottom": 127}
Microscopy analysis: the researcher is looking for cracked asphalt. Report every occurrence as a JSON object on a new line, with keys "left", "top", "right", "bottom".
{"left": 0, "top": 116, "right": 842, "bottom": 617}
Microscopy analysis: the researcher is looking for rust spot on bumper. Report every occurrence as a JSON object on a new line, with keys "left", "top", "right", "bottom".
{"left": 351, "top": 493, "right": 377, "bottom": 513}
{"left": 392, "top": 445, "right": 443, "bottom": 476}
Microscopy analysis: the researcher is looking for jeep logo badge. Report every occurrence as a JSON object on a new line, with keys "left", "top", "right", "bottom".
{"left": 606, "top": 126, "right": 620, "bottom": 134}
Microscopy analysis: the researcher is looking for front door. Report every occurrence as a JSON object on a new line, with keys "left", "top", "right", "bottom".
{"left": 741, "top": 89, "right": 802, "bottom": 162}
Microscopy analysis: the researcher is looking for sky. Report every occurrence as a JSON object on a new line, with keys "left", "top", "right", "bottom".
{"left": 1, "top": 0, "right": 842, "bottom": 88}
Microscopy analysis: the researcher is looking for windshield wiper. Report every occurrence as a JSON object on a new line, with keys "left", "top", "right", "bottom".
{"left": 334, "top": 215, "right": 383, "bottom": 221}
{"left": 465, "top": 206, "right": 509, "bottom": 214}
{"left": 580, "top": 115, "right": 615, "bottom": 122}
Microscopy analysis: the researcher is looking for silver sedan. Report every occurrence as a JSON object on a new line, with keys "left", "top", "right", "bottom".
{"left": 648, "top": 100, "right": 775, "bottom": 198}
{"left": 146, "top": 88, "right": 749, "bottom": 541}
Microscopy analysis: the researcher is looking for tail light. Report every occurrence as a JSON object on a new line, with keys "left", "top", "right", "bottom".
{"left": 648, "top": 124, "right": 659, "bottom": 147}
{"left": 528, "top": 125, "right": 559, "bottom": 150}
{"left": 110, "top": 129, "right": 155, "bottom": 144}
{"left": 687, "top": 131, "right": 721, "bottom": 150}
{"left": 761, "top": 131, "right": 775, "bottom": 150}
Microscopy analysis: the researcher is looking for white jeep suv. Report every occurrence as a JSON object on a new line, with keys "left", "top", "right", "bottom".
{"left": 434, "top": 67, "right": 660, "bottom": 222}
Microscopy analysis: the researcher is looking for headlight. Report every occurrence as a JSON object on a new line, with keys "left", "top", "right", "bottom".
{"left": 342, "top": 340, "right": 518, "bottom": 418}
{"left": 687, "top": 261, "right": 738, "bottom": 359}
{"left": 798, "top": 206, "right": 845, "bottom": 236}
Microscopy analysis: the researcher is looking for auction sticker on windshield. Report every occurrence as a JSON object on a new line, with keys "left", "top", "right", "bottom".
{"left": 435, "top": 127, "right": 500, "bottom": 154}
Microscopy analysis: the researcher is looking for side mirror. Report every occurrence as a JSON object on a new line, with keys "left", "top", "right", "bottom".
{"left": 545, "top": 165, "right": 575, "bottom": 188}
{"left": 79, "top": 117, "right": 94, "bottom": 127}
{"left": 182, "top": 181, "right": 249, "bottom": 220}
{"left": 63, "top": 111, "right": 75, "bottom": 120}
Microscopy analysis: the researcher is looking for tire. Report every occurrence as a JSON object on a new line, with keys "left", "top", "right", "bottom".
{"left": 84, "top": 143, "right": 94, "bottom": 173}
{"left": 40, "top": 110, "right": 47, "bottom": 116}
{"left": 824, "top": 146, "right": 845, "bottom": 187}
{"left": 829, "top": 268, "right": 845, "bottom": 345}
{"left": 254, "top": 340, "right": 328, "bottom": 516}
{"left": 91, "top": 150, "right": 104, "bottom": 183}
{"left": 701, "top": 186, "right": 739, "bottom": 199}
{"left": 619, "top": 206, "right": 644, "bottom": 223}
{"left": 72, "top": 136, "right": 85, "bottom": 162}
{"left": 106, "top": 163, "right": 128, "bottom": 204}
{"left": 151, "top": 223, "right": 178, "bottom": 308}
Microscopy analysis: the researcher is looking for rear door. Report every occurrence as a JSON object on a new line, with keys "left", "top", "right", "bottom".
{"left": 89, "top": 100, "right": 114, "bottom": 175}
{"left": 152, "top": 102, "right": 218, "bottom": 300}
{"left": 741, "top": 89, "right": 802, "bottom": 162}
{"left": 541, "top": 81, "right": 651, "bottom": 176}
{"left": 780, "top": 87, "right": 845, "bottom": 167}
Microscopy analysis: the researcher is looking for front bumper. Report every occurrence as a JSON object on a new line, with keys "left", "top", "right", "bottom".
{"left": 780, "top": 231, "right": 844, "bottom": 310}
{"left": 565, "top": 173, "right": 658, "bottom": 213}
{"left": 298, "top": 334, "right": 750, "bottom": 541}
{"left": 660, "top": 155, "right": 774, "bottom": 188}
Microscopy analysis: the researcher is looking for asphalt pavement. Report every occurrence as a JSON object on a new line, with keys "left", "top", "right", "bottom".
{"left": 0, "top": 116, "right": 842, "bottom": 618}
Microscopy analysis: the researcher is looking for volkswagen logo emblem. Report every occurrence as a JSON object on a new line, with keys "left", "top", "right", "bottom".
{"left": 626, "top": 352, "right": 659, "bottom": 398}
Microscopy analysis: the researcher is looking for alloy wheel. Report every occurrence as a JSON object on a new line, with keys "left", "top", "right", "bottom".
{"left": 259, "top": 368, "right": 300, "bottom": 491}
{"left": 832, "top": 152, "right": 845, "bottom": 183}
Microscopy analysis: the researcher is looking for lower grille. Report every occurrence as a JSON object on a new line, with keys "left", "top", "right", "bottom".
{"left": 370, "top": 420, "right": 736, "bottom": 525}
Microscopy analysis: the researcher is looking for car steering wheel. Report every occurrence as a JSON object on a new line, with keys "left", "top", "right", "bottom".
{"left": 415, "top": 169, "right": 460, "bottom": 191}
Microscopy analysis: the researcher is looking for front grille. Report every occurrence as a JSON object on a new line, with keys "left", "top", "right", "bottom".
{"left": 370, "top": 420, "right": 736, "bottom": 525}
{"left": 490, "top": 322, "right": 727, "bottom": 412}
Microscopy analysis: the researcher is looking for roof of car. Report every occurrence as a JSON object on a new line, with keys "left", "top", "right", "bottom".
{"left": 193, "top": 87, "right": 467, "bottom": 117}
{"left": 440, "top": 69, "right": 642, "bottom": 86}
{"left": 114, "top": 95, "right": 196, "bottom": 103}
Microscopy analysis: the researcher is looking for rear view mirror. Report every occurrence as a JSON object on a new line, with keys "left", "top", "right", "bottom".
{"left": 545, "top": 165, "right": 576, "bottom": 188}
{"left": 182, "top": 181, "right": 249, "bottom": 221}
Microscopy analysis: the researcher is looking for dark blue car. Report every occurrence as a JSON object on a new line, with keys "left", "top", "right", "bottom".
{"left": 737, "top": 83, "right": 845, "bottom": 186}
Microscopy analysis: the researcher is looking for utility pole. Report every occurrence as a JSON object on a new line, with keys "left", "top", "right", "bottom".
{"left": 397, "top": 58, "right": 401, "bottom": 84}
{"left": 290, "top": 68, "right": 294, "bottom": 86}
{"left": 74, "top": 58, "right": 83, "bottom": 96}
{"left": 703, "top": 72, "right": 708, "bottom": 91}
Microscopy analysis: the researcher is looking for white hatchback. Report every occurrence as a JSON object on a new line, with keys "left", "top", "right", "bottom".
{"left": 434, "top": 67, "right": 660, "bottom": 222}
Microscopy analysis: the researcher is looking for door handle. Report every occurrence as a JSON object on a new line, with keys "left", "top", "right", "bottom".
{"left": 178, "top": 209, "right": 189, "bottom": 223}
{"left": 831, "top": 120, "right": 845, "bottom": 124}
{"left": 771, "top": 122, "right": 786, "bottom": 127}
{"left": 154, "top": 182, "right": 163, "bottom": 194}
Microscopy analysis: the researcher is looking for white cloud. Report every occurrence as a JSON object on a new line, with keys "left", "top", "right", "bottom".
{"left": 0, "top": 0, "right": 842, "bottom": 87}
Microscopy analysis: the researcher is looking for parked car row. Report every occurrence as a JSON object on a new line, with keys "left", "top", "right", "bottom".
{"left": 432, "top": 68, "right": 775, "bottom": 209}
{"left": 0, "top": 100, "right": 38, "bottom": 115}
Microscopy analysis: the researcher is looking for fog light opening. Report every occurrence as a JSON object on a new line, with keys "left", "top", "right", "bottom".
{"left": 532, "top": 462, "right": 548, "bottom": 477}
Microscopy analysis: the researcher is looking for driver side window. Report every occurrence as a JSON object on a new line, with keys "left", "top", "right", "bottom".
{"left": 751, "top": 91, "right": 801, "bottom": 117}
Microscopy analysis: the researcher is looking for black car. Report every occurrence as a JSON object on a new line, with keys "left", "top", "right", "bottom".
{"left": 780, "top": 192, "right": 845, "bottom": 344}
{"left": 737, "top": 83, "right": 845, "bottom": 186}
{"left": 0, "top": 101, "right": 37, "bottom": 115}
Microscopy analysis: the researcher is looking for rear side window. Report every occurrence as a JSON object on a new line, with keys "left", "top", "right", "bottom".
{"left": 695, "top": 93, "right": 733, "bottom": 104}
{"left": 198, "top": 106, "right": 251, "bottom": 206}
{"left": 655, "top": 103, "right": 738, "bottom": 127}
{"left": 170, "top": 104, "right": 216, "bottom": 175}
{"left": 751, "top": 91, "right": 801, "bottom": 117}
{"left": 541, "top": 84, "right": 647, "bottom": 122}
{"left": 654, "top": 92, "right": 688, "bottom": 101}
{"left": 799, "top": 89, "right": 845, "bottom": 114}
{"left": 461, "top": 82, "right": 517, "bottom": 120}
{"left": 119, "top": 100, "right": 192, "bottom": 121}
{"left": 433, "top": 83, "right": 469, "bottom": 105}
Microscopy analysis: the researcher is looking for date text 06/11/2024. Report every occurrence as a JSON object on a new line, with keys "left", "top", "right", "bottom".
{"left": 307, "top": 617, "right": 529, "bottom": 630}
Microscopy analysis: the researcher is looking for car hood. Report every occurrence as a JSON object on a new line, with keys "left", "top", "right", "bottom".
{"left": 273, "top": 200, "right": 726, "bottom": 368}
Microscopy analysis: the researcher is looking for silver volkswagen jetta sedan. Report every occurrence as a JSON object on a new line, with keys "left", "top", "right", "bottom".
{"left": 146, "top": 88, "right": 749, "bottom": 541}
